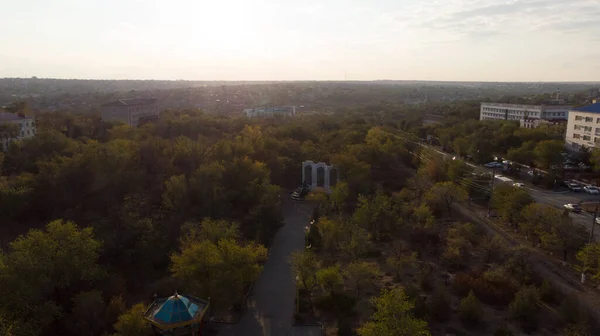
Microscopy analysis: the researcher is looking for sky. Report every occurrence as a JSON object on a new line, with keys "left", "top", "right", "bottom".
{"left": 1, "top": 0, "right": 599, "bottom": 81}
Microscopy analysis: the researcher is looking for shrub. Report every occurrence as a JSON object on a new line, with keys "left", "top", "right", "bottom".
{"left": 315, "top": 293, "right": 357, "bottom": 316}
{"left": 316, "top": 264, "right": 343, "bottom": 296}
{"left": 458, "top": 290, "right": 483, "bottom": 325}
{"left": 558, "top": 296, "right": 583, "bottom": 325}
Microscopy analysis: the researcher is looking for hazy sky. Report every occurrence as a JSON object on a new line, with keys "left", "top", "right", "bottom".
{"left": 1, "top": 0, "right": 599, "bottom": 81}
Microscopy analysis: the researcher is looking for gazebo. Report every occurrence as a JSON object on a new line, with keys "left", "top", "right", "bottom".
{"left": 143, "top": 292, "right": 210, "bottom": 336}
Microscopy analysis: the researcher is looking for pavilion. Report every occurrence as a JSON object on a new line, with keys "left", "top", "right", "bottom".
{"left": 143, "top": 292, "right": 210, "bottom": 336}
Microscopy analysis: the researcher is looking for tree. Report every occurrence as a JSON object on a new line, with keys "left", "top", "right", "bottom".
{"left": 452, "top": 137, "right": 470, "bottom": 157}
{"left": 291, "top": 251, "right": 320, "bottom": 291}
{"left": 410, "top": 204, "right": 436, "bottom": 230}
{"left": 533, "top": 140, "right": 564, "bottom": 169}
{"left": 352, "top": 190, "right": 401, "bottom": 241}
{"left": 576, "top": 243, "right": 600, "bottom": 280}
{"left": 113, "top": 303, "right": 152, "bottom": 336}
{"left": 428, "top": 287, "right": 451, "bottom": 322}
{"left": 0, "top": 220, "right": 102, "bottom": 335}
{"left": 317, "top": 217, "right": 344, "bottom": 252}
{"left": 67, "top": 290, "right": 107, "bottom": 336}
{"left": 504, "top": 247, "right": 533, "bottom": 285}
{"left": 316, "top": 264, "right": 343, "bottom": 296}
{"left": 180, "top": 218, "right": 240, "bottom": 246}
{"left": 357, "top": 287, "right": 430, "bottom": 336}
{"left": 492, "top": 184, "right": 533, "bottom": 226}
{"left": 343, "top": 261, "right": 379, "bottom": 298}
{"left": 425, "top": 181, "right": 468, "bottom": 216}
{"left": 445, "top": 159, "right": 472, "bottom": 181}
{"left": 387, "top": 248, "right": 417, "bottom": 281}
{"left": 509, "top": 285, "right": 540, "bottom": 325}
{"left": 329, "top": 182, "right": 349, "bottom": 214}
{"left": 170, "top": 238, "right": 267, "bottom": 311}
{"left": 339, "top": 222, "right": 372, "bottom": 259}
{"left": 458, "top": 290, "right": 483, "bottom": 325}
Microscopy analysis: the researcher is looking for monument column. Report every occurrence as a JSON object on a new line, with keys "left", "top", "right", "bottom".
{"left": 311, "top": 164, "right": 317, "bottom": 189}
{"left": 324, "top": 165, "right": 330, "bottom": 190}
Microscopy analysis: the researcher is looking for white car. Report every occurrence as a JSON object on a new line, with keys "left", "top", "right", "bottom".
{"left": 564, "top": 203, "right": 582, "bottom": 213}
{"left": 584, "top": 186, "right": 600, "bottom": 195}
{"left": 513, "top": 183, "right": 525, "bottom": 188}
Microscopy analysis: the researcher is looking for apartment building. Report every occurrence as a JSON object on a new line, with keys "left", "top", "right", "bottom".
{"left": 244, "top": 106, "right": 296, "bottom": 118}
{"left": 480, "top": 103, "right": 571, "bottom": 127}
{"left": 0, "top": 113, "right": 36, "bottom": 151}
{"left": 101, "top": 98, "right": 158, "bottom": 127}
{"left": 565, "top": 102, "right": 600, "bottom": 149}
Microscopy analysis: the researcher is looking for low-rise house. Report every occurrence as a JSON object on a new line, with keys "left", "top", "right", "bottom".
{"left": 101, "top": 98, "right": 158, "bottom": 126}
{"left": 0, "top": 113, "right": 36, "bottom": 151}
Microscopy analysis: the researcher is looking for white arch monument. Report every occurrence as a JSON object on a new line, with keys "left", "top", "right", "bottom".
{"left": 302, "top": 161, "right": 338, "bottom": 193}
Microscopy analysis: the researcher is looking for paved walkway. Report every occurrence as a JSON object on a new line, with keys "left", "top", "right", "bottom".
{"left": 216, "top": 199, "right": 322, "bottom": 336}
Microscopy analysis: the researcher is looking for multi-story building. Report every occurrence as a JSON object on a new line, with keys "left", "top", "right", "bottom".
{"left": 480, "top": 103, "right": 571, "bottom": 127}
{"left": 244, "top": 106, "right": 296, "bottom": 118}
{"left": 565, "top": 102, "right": 600, "bottom": 149}
{"left": 0, "top": 113, "right": 36, "bottom": 151}
{"left": 101, "top": 98, "right": 158, "bottom": 127}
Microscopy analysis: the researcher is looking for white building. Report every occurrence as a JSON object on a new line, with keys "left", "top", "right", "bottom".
{"left": 244, "top": 106, "right": 296, "bottom": 118}
{"left": 565, "top": 102, "right": 600, "bottom": 150}
{"left": 101, "top": 98, "right": 158, "bottom": 127}
{"left": 302, "top": 161, "right": 337, "bottom": 193}
{"left": 0, "top": 113, "right": 36, "bottom": 151}
{"left": 480, "top": 103, "right": 571, "bottom": 127}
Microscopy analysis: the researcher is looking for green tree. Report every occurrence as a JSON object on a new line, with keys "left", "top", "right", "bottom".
{"left": 329, "top": 181, "right": 349, "bottom": 214}
{"left": 428, "top": 287, "right": 451, "bottom": 322}
{"left": 358, "top": 287, "right": 430, "bottom": 336}
{"left": 113, "top": 303, "right": 152, "bottom": 336}
{"left": 343, "top": 261, "right": 379, "bottom": 298}
{"left": 67, "top": 290, "right": 107, "bottom": 336}
{"left": 509, "top": 285, "right": 540, "bottom": 325}
{"left": 492, "top": 184, "right": 533, "bottom": 226}
{"left": 291, "top": 250, "right": 321, "bottom": 291}
{"left": 576, "top": 243, "right": 600, "bottom": 280}
{"left": 317, "top": 217, "right": 344, "bottom": 252}
{"left": 170, "top": 238, "right": 267, "bottom": 311}
{"left": 180, "top": 218, "right": 240, "bottom": 246}
{"left": 458, "top": 290, "right": 483, "bottom": 325}
{"left": 352, "top": 190, "right": 400, "bottom": 241}
{"left": 0, "top": 220, "right": 102, "bottom": 335}
{"left": 339, "top": 222, "right": 372, "bottom": 259}
{"left": 316, "top": 264, "right": 343, "bottom": 296}
{"left": 425, "top": 181, "right": 468, "bottom": 216}
{"left": 533, "top": 140, "right": 564, "bottom": 169}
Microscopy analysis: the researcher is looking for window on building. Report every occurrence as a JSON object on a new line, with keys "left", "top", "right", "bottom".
{"left": 585, "top": 126, "right": 593, "bottom": 132}
{"left": 573, "top": 133, "right": 581, "bottom": 139}
{"left": 596, "top": 128, "right": 600, "bottom": 136}
{"left": 583, "top": 135, "right": 592, "bottom": 141}
{"left": 586, "top": 117, "right": 594, "bottom": 122}
{"left": 574, "top": 125, "right": 582, "bottom": 130}
{"left": 576, "top": 116, "right": 583, "bottom": 121}
{"left": 20, "top": 131, "right": 24, "bottom": 136}
{"left": 596, "top": 137, "right": 600, "bottom": 144}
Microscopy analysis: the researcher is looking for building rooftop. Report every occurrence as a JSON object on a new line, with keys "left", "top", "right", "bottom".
{"left": 0, "top": 112, "right": 29, "bottom": 122}
{"left": 144, "top": 293, "right": 209, "bottom": 329}
{"left": 101, "top": 98, "right": 157, "bottom": 107}
{"left": 573, "top": 102, "right": 600, "bottom": 114}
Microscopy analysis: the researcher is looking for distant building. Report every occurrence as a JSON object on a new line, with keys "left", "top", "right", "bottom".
{"left": 101, "top": 98, "right": 158, "bottom": 126}
{"left": 480, "top": 102, "right": 571, "bottom": 128}
{"left": 565, "top": 102, "right": 600, "bottom": 149}
{"left": 0, "top": 113, "right": 36, "bottom": 151}
{"left": 244, "top": 106, "right": 296, "bottom": 118}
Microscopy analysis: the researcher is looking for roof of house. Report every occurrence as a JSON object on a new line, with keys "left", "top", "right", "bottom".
{"left": 0, "top": 112, "right": 29, "bottom": 122}
{"left": 101, "top": 98, "right": 157, "bottom": 107}
{"left": 574, "top": 102, "right": 600, "bottom": 114}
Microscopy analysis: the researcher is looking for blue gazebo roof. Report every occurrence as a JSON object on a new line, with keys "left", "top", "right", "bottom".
{"left": 144, "top": 292, "right": 209, "bottom": 329}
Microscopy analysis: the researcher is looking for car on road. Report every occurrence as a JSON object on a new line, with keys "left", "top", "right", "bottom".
{"left": 484, "top": 162, "right": 504, "bottom": 168}
{"left": 584, "top": 186, "right": 600, "bottom": 195}
{"left": 513, "top": 182, "right": 525, "bottom": 188}
{"left": 568, "top": 183, "right": 582, "bottom": 192}
{"left": 564, "top": 203, "right": 582, "bottom": 213}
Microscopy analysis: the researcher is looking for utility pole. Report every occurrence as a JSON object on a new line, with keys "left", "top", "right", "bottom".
{"left": 589, "top": 203, "right": 598, "bottom": 244}
{"left": 582, "top": 203, "right": 598, "bottom": 284}
{"left": 487, "top": 167, "right": 496, "bottom": 217}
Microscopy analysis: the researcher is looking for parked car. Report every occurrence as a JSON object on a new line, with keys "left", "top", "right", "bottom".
{"left": 564, "top": 203, "right": 582, "bottom": 213}
{"left": 584, "top": 186, "right": 600, "bottom": 195}
{"left": 568, "top": 183, "right": 582, "bottom": 192}
{"left": 290, "top": 183, "right": 310, "bottom": 200}
{"left": 513, "top": 182, "right": 525, "bottom": 188}
{"left": 484, "top": 162, "right": 503, "bottom": 168}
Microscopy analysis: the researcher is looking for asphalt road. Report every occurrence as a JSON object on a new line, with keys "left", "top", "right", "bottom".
{"left": 216, "top": 198, "right": 321, "bottom": 336}
{"left": 417, "top": 140, "right": 600, "bottom": 239}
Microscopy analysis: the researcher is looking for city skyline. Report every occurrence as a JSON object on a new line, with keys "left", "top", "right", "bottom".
{"left": 2, "top": 0, "right": 599, "bottom": 81}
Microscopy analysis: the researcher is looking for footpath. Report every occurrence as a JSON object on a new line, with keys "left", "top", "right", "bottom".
{"left": 215, "top": 199, "right": 322, "bottom": 336}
